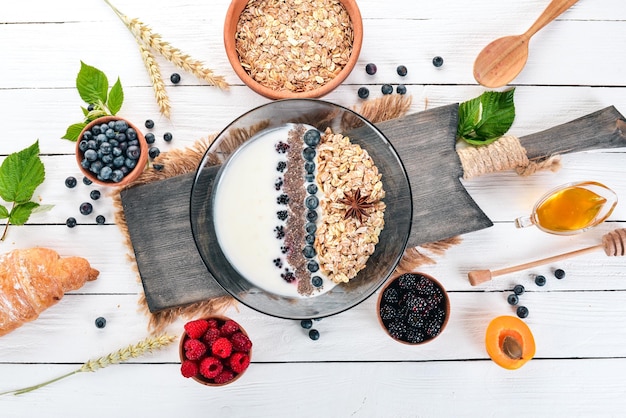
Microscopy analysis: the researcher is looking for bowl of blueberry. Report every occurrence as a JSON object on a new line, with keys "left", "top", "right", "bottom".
{"left": 190, "top": 99, "right": 412, "bottom": 320}
{"left": 76, "top": 116, "right": 148, "bottom": 187}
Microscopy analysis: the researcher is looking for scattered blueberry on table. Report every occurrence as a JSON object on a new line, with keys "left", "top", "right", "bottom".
{"left": 96, "top": 215, "right": 106, "bottom": 225}
{"left": 94, "top": 316, "right": 107, "bottom": 329}
{"left": 66, "top": 217, "right": 77, "bottom": 228}
{"left": 145, "top": 119, "right": 154, "bottom": 129}
{"left": 309, "top": 329, "right": 320, "bottom": 340}
{"left": 145, "top": 133, "right": 156, "bottom": 144}
{"left": 163, "top": 132, "right": 173, "bottom": 142}
{"left": 507, "top": 293, "right": 519, "bottom": 305}
{"left": 535, "top": 275, "right": 547, "bottom": 286}
{"left": 554, "top": 268, "right": 566, "bottom": 279}
{"left": 365, "top": 63, "right": 377, "bottom": 75}
{"left": 396, "top": 65, "right": 408, "bottom": 76}
{"left": 79, "top": 202, "right": 93, "bottom": 216}
{"left": 432, "top": 56, "right": 444, "bottom": 67}
{"left": 65, "top": 176, "right": 77, "bottom": 188}
{"left": 381, "top": 84, "right": 393, "bottom": 95}
{"left": 357, "top": 86, "right": 370, "bottom": 99}
{"left": 513, "top": 284, "right": 525, "bottom": 295}
{"left": 90, "top": 190, "right": 101, "bottom": 200}
{"left": 301, "top": 319, "right": 313, "bottom": 329}
{"left": 396, "top": 84, "right": 407, "bottom": 95}
{"left": 170, "top": 73, "right": 181, "bottom": 84}
{"left": 516, "top": 306, "right": 529, "bottom": 319}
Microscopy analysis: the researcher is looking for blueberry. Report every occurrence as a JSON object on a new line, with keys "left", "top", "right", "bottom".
{"left": 112, "top": 147, "right": 123, "bottom": 157}
{"left": 303, "top": 129, "right": 321, "bottom": 147}
{"left": 513, "top": 284, "right": 525, "bottom": 295}
{"left": 148, "top": 146, "right": 160, "bottom": 159}
{"left": 396, "top": 65, "right": 408, "bottom": 76}
{"left": 79, "top": 140, "right": 89, "bottom": 152}
{"left": 305, "top": 195, "right": 319, "bottom": 209}
{"left": 307, "top": 260, "right": 319, "bottom": 273}
{"left": 305, "top": 174, "right": 315, "bottom": 183}
{"left": 301, "top": 319, "right": 313, "bottom": 329}
{"left": 108, "top": 121, "right": 116, "bottom": 129}
{"left": 516, "top": 306, "right": 529, "bottom": 319}
{"left": 65, "top": 176, "right": 77, "bottom": 188}
{"left": 100, "top": 123, "right": 109, "bottom": 133}
{"left": 305, "top": 222, "right": 317, "bottom": 234}
{"left": 101, "top": 154, "right": 113, "bottom": 165}
{"left": 304, "top": 161, "right": 315, "bottom": 174}
{"left": 113, "top": 156, "right": 125, "bottom": 168}
{"left": 113, "top": 120, "right": 128, "bottom": 132}
{"left": 307, "top": 183, "right": 318, "bottom": 194}
{"left": 381, "top": 84, "right": 393, "bottom": 95}
{"left": 302, "top": 147, "right": 316, "bottom": 161}
{"left": 115, "top": 133, "right": 127, "bottom": 143}
{"left": 311, "top": 276, "right": 323, "bottom": 287}
{"left": 111, "top": 170, "right": 124, "bottom": 183}
{"left": 108, "top": 139, "right": 119, "bottom": 148}
{"left": 507, "top": 294, "right": 519, "bottom": 305}
{"left": 535, "top": 275, "right": 547, "bottom": 286}
{"left": 126, "top": 128, "right": 137, "bottom": 141}
{"left": 99, "top": 166, "right": 112, "bottom": 181}
{"left": 163, "top": 132, "right": 173, "bottom": 142}
{"left": 84, "top": 149, "right": 98, "bottom": 162}
{"left": 145, "top": 133, "right": 156, "bottom": 144}
{"left": 308, "top": 329, "right": 320, "bottom": 340}
{"left": 95, "top": 317, "right": 107, "bottom": 329}
{"left": 89, "top": 160, "right": 103, "bottom": 174}
{"left": 152, "top": 164, "right": 164, "bottom": 171}
{"left": 306, "top": 210, "right": 318, "bottom": 222}
{"left": 302, "top": 245, "right": 316, "bottom": 258}
{"left": 554, "top": 269, "right": 566, "bottom": 279}
{"left": 87, "top": 104, "right": 95, "bottom": 111}
{"left": 396, "top": 84, "right": 407, "bottom": 95}
{"left": 125, "top": 158, "right": 137, "bottom": 170}
{"left": 105, "top": 128, "right": 116, "bottom": 139}
{"left": 79, "top": 202, "right": 93, "bottom": 215}
{"left": 305, "top": 234, "right": 315, "bottom": 245}
{"left": 83, "top": 176, "right": 93, "bottom": 185}
{"left": 126, "top": 145, "right": 141, "bottom": 160}
{"left": 357, "top": 87, "right": 370, "bottom": 99}
{"left": 170, "top": 73, "right": 181, "bottom": 84}
{"left": 96, "top": 215, "right": 106, "bottom": 224}
{"left": 100, "top": 142, "right": 112, "bottom": 154}
{"left": 365, "top": 63, "right": 377, "bottom": 75}
{"left": 90, "top": 190, "right": 101, "bottom": 200}
{"left": 145, "top": 119, "right": 154, "bottom": 129}
{"left": 432, "top": 56, "right": 444, "bottom": 67}
{"left": 66, "top": 217, "right": 77, "bottom": 228}
{"left": 91, "top": 125, "right": 101, "bottom": 135}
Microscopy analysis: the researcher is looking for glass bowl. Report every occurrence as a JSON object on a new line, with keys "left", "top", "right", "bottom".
{"left": 190, "top": 99, "right": 412, "bottom": 319}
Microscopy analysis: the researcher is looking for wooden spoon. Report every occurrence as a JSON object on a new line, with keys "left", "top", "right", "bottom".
{"left": 473, "top": 0, "right": 579, "bottom": 88}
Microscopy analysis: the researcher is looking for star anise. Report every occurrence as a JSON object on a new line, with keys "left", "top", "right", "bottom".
{"left": 338, "top": 189, "right": 375, "bottom": 223}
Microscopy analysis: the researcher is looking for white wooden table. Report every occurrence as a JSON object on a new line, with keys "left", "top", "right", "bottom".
{"left": 2, "top": 0, "right": 626, "bottom": 416}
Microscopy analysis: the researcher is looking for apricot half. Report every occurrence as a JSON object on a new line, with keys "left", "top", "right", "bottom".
{"left": 485, "top": 315, "right": 536, "bottom": 370}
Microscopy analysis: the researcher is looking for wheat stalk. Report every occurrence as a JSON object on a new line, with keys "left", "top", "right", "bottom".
{"left": 105, "top": 0, "right": 229, "bottom": 90}
{"left": 0, "top": 334, "right": 176, "bottom": 396}
{"left": 137, "top": 41, "right": 171, "bottom": 119}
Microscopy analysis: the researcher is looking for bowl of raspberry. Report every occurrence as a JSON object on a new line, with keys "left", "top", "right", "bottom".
{"left": 75, "top": 116, "right": 148, "bottom": 187}
{"left": 179, "top": 316, "right": 253, "bottom": 386}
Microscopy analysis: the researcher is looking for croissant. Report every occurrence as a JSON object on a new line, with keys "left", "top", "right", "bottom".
{"left": 0, "top": 248, "right": 99, "bottom": 337}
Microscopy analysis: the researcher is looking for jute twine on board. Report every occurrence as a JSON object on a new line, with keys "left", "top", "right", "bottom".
{"left": 112, "top": 94, "right": 559, "bottom": 333}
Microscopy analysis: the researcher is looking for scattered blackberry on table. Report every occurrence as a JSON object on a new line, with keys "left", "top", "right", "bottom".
{"left": 303, "top": 129, "right": 321, "bottom": 147}
{"left": 554, "top": 268, "right": 566, "bottom": 279}
{"left": 365, "top": 63, "right": 377, "bottom": 75}
{"left": 535, "top": 275, "right": 547, "bottom": 286}
{"left": 396, "top": 65, "right": 408, "bottom": 76}
{"left": 516, "top": 306, "right": 529, "bottom": 318}
{"left": 432, "top": 56, "right": 444, "bottom": 67}
{"left": 301, "top": 319, "right": 313, "bottom": 329}
{"left": 308, "top": 329, "right": 320, "bottom": 340}
{"left": 96, "top": 215, "right": 106, "bottom": 225}
{"left": 396, "top": 84, "right": 407, "bottom": 95}
{"left": 170, "top": 73, "right": 181, "bottom": 84}
{"left": 90, "top": 190, "right": 101, "bottom": 200}
{"left": 163, "top": 132, "right": 173, "bottom": 142}
{"left": 513, "top": 284, "right": 525, "bottom": 295}
{"left": 311, "top": 276, "right": 323, "bottom": 288}
{"left": 65, "top": 176, "right": 77, "bottom": 188}
{"left": 357, "top": 86, "right": 370, "bottom": 99}
{"left": 95, "top": 317, "right": 107, "bottom": 329}
{"left": 148, "top": 147, "right": 160, "bottom": 159}
{"left": 145, "top": 119, "right": 154, "bottom": 129}
{"left": 79, "top": 202, "right": 93, "bottom": 216}
{"left": 507, "top": 293, "right": 519, "bottom": 305}
{"left": 66, "top": 217, "right": 77, "bottom": 228}
{"left": 381, "top": 84, "right": 393, "bottom": 95}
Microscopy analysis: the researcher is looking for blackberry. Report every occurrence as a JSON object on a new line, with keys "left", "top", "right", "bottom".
{"left": 381, "top": 84, "right": 393, "bottom": 95}
{"left": 397, "top": 273, "right": 417, "bottom": 290}
{"left": 65, "top": 176, "right": 77, "bottom": 188}
{"left": 95, "top": 317, "right": 107, "bottom": 329}
{"left": 507, "top": 294, "right": 519, "bottom": 305}
{"left": 274, "top": 177, "right": 284, "bottom": 190}
{"left": 382, "top": 287, "right": 399, "bottom": 304}
{"left": 145, "top": 119, "right": 154, "bottom": 129}
{"left": 308, "top": 329, "right": 320, "bottom": 341}
{"left": 403, "top": 293, "right": 429, "bottom": 313}
{"left": 90, "top": 190, "right": 101, "bottom": 200}
{"left": 66, "top": 217, "right": 77, "bottom": 228}
{"left": 301, "top": 319, "right": 313, "bottom": 329}
{"left": 396, "top": 84, "right": 407, "bottom": 95}
{"left": 303, "top": 129, "right": 321, "bottom": 147}
{"left": 516, "top": 305, "right": 529, "bottom": 318}
{"left": 386, "top": 320, "right": 406, "bottom": 340}
{"left": 554, "top": 269, "right": 566, "bottom": 279}
{"left": 396, "top": 65, "right": 408, "bottom": 76}
{"left": 277, "top": 210, "right": 288, "bottom": 221}
{"left": 275, "top": 141, "right": 290, "bottom": 153}
{"left": 170, "top": 73, "right": 181, "bottom": 84}
{"left": 163, "top": 132, "right": 173, "bottom": 142}
{"left": 432, "top": 56, "right": 444, "bottom": 67}
{"left": 307, "top": 183, "right": 318, "bottom": 194}
{"left": 365, "top": 63, "right": 377, "bottom": 75}
{"left": 405, "top": 327, "right": 426, "bottom": 344}
{"left": 276, "top": 161, "right": 287, "bottom": 172}
{"left": 96, "top": 215, "right": 106, "bottom": 224}
{"left": 357, "top": 87, "right": 370, "bottom": 99}
{"left": 79, "top": 202, "right": 93, "bottom": 216}
{"left": 274, "top": 225, "right": 285, "bottom": 239}
{"left": 281, "top": 269, "right": 296, "bottom": 283}
{"left": 513, "top": 284, "right": 525, "bottom": 295}
{"left": 425, "top": 318, "right": 442, "bottom": 337}
{"left": 535, "top": 275, "right": 547, "bottom": 286}
{"left": 406, "top": 311, "right": 425, "bottom": 329}
{"left": 380, "top": 305, "right": 398, "bottom": 321}
{"left": 277, "top": 194, "right": 289, "bottom": 205}
{"left": 311, "top": 276, "right": 323, "bottom": 287}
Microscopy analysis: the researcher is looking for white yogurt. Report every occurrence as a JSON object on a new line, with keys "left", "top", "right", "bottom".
{"left": 213, "top": 124, "right": 336, "bottom": 298}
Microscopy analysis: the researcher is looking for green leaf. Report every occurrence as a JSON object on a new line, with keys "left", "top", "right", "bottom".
{"left": 107, "top": 77, "right": 124, "bottom": 115}
{"left": 31, "top": 203, "right": 54, "bottom": 214}
{"left": 9, "top": 201, "right": 39, "bottom": 225}
{"left": 457, "top": 88, "right": 516, "bottom": 145}
{"left": 62, "top": 122, "right": 87, "bottom": 142}
{"left": 0, "top": 141, "right": 45, "bottom": 203}
{"left": 76, "top": 61, "right": 109, "bottom": 105}
{"left": 0, "top": 205, "right": 8, "bottom": 219}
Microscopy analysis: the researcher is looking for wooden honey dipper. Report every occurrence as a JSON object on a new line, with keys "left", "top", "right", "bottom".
{"left": 468, "top": 228, "right": 626, "bottom": 286}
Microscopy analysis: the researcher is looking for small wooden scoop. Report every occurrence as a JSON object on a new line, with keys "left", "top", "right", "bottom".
{"left": 468, "top": 228, "right": 626, "bottom": 286}
{"left": 473, "top": 0, "right": 579, "bottom": 88}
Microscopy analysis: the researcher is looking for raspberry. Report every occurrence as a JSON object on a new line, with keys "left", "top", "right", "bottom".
{"left": 229, "top": 352, "right": 250, "bottom": 374}
{"left": 212, "top": 337, "right": 233, "bottom": 359}
{"left": 231, "top": 332, "right": 252, "bottom": 352}
{"left": 199, "top": 357, "right": 223, "bottom": 379}
{"left": 202, "top": 328, "right": 221, "bottom": 347}
{"left": 184, "top": 319, "right": 209, "bottom": 339}
{"left": 183, "top": 339, "right": 207, "bottom": 361}
{"left": 180, "top": 360, "right": 198, "bottom": 378}
{"left": 213, "top": 369, "right": 235, "bottom": 385}
{"left": 206, "top": 318, "right": 219, "bottom": 329}
{"left": 220, "top": 320, "right": 240, "bottom": 337}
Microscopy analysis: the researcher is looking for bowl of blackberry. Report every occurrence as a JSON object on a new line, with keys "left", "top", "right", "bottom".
{"left": 75, "top": 116, "right": 148, "bottom": 187}
{"left": 377, "top": 272, "right": 450, "bottom": 345}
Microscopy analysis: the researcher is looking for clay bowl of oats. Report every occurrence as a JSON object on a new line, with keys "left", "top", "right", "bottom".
{"left": 190, "top": 99, "right": 412, "bottom": 319}
{"left": 224, "top": 0, "right": 363, "bottom": 99}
